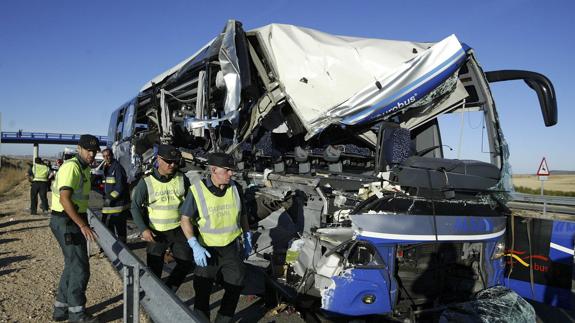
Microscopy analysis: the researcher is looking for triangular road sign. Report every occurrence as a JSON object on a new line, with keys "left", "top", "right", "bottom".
{"left": 537, "top": 157, "right": 550, "bottom": 176}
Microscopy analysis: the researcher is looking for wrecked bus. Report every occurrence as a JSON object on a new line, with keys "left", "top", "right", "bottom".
{"left": 107, "top": 20, "right": 557, "bottom": 320}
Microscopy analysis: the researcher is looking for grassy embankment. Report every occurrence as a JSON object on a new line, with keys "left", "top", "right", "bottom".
{"left": 0, "top": 157, "right": 29, "bottom": 195}
{"left": 513, "top": 174, "right": 575, "bottom": 197}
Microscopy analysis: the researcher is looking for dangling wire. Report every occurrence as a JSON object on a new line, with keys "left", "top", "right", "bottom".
{"left": 526, "top": 218, "right": 535, "bottom": 297}
{"left": 506, "top": 212, "right": 516, "bottom": 284}
{"left": 456, "top": 99, "right": 466, "bottom": 159}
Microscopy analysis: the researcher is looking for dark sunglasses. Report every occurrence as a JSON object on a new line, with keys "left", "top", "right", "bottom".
{"left": 159, "top": 156, "right": 179, "bottom": 165}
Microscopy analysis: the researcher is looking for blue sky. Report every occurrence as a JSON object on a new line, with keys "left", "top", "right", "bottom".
{"left": 0, "top": 0, "right": 573, "bottom": 173}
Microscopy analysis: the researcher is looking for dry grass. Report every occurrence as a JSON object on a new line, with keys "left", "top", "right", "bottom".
{"left": 513, "top": 174, "right": 575, "bottom": 193}
{"left": 0, "top": 157, "right": 29, "bottom": 195}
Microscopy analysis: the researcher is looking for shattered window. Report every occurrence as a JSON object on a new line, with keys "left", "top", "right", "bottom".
{"left": 122, "top": 102, "right": 135, "bottom": 140}
{"left": 437, "top": 109, "right": 492, "bottom": 164}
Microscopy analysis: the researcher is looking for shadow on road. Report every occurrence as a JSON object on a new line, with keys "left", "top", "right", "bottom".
{"left": 0, "top": 211, "right": 11, "bottom": 218}
{"left": 0, "top": 218, "right": 46, "bottom": 230}
{"left": 87, "top": 294, "right": 124, "bottom": 322}
{"left": 0, "top": 255, "right": 31, "bottom": 269}
{"left": 0, "top": 238, "right": 20, "bottom": 245}
{"left": 0, "top": 224, "right": 49, "bottom": 235}
{"left": 0, "top": 268, "right": 21, "bottom": 276}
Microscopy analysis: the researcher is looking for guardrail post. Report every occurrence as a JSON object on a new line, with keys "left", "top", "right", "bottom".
{"left": 88, "top": 209, "right": 201, "bottom": 322}
{"left": 123, "top": 263, "right": 141, "bottom": 323}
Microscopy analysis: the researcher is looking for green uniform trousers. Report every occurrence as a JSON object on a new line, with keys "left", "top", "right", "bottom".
{"left": 50, "top": 213, "right": 91, "bottom": 319}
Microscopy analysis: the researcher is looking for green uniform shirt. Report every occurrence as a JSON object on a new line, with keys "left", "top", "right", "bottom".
{"left": 51, "top": 156, "right": 91, "bottom": 213}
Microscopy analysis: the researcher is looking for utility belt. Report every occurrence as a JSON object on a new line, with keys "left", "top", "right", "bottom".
{"left": 202, "top": 235, "right": 241, "bottom": 249}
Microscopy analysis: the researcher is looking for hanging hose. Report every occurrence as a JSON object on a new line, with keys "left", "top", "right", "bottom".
{"left": 526, "top": 218, "right": 535, "bottom": 297}
{"left": 506, "top": 212, "right": 516, "bottom": 283}
{"left": 504, "top": 253, "right": 529, "bottom": 267}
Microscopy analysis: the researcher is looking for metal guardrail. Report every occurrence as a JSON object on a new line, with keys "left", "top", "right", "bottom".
{"left": 87, "top": 209, "right": 205, "bottom": 323}
{"left": 0, "top": 131, "right": 108, "bottom": 145}
{"left": 511, "top": 193, "right": 575, "bottom": 206}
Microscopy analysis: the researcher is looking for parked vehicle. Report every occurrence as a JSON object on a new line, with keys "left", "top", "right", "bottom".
{"left": 58, "top": 147, "right": 77, "bottom": 161}
{"left": 90, "top": 153, "right": 105, "bottom": 195}
{"left": 107, "top": 20, "right": 557, "bottom": 320}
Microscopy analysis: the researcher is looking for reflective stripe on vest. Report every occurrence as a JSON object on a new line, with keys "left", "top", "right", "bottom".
{"left": 105, "top": 177, "right": 116, "bottom": 184}
{"left": 51, "top": 157, "right": 91, "bottom": 213}
{"left": 191, "top": 180, "right": 241, "bottom": 247}
{"left": 144, "top": 174, "right": 185, "bottom": 231}
{"left": 102, "top": 204, "right": 130, "bottom": 214}
{"left": 33, "top": 164, "right": 50, "bottom": 181}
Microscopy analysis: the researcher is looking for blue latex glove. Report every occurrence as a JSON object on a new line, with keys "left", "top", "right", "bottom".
{"left": 243, "top": 231, "right": 253, "bottom": 259}
{"left": 188, "top": 237, "right": 211, "bottom": 267}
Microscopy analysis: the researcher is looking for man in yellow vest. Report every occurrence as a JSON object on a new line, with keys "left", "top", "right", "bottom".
{"left": 28, "top": 157, "right": 50, "bottom": 215}
{"left": 50, "top": 134, "right": 99, "bottom": 323}
{"left": 181, "top": 152, "right": 252, "bottom": 323}
{"left": 131, "top": 144, "right": 194, "bottom": 291}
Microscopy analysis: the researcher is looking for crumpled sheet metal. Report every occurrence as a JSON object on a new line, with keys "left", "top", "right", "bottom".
{"left": 439, "top": 286, "right": 535, "bottom": 323}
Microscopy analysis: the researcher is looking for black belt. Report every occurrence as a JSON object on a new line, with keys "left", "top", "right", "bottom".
{"left": 51, "top": 211, "right": 87, "bottom": 217}
{"left": 51, "top": 210, "right": 66, "bottom": 217}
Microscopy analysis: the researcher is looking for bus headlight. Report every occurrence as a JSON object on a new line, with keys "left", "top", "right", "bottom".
{"left": 362, "top": 294, "right": 376, "bottom": 304}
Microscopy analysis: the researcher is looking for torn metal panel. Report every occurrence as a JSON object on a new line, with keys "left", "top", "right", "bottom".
{"left": 112, "top": 141, "right": 137, "bottom": 183}
{"left": 401, "top": 74, "right": 467, "bottom": 130}
{"left": 218, "top": 20, "right": 242, "bottom": 123}
{"left": 140, "top": 39, "right": 215, "bottom": 92}
{"left": 252, "top": 24, "right": 467, "bottom": 138}
{"left": 253, "top": 24, "right": 432, "bottom": 126}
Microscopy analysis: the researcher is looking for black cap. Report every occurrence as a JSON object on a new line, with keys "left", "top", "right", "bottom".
{"left": 207, "top": 152, "right": 236, "bottom": 170}
{"left": 78, "top": 134, "right": 101, "bottom": 151}
{"left": 157, "top": 144, "right": 182, "bottom": 162}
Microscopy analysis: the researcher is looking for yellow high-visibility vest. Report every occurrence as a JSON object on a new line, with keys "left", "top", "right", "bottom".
{"left": 144, "top": 173, "right": 185, "bottom": 232}
{"left": 51, "top": 157, "right": 91, "bottom": 213}
{"left": 190, "top": 180, "right": 241, "bottom": 247}
{"left": 32, "top": 164, "right": 50, "bottom": 182}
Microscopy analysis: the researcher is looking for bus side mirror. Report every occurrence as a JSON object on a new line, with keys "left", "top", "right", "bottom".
{"left": 485, "top": 70, "right": 557, "bottom": 127}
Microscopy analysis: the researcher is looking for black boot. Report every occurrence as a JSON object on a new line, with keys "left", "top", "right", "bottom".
{"left": 69, "top": 313, "right": 99, "bottom": 323}
{"left": 215, "top": 312, "right": 233, "bottom": 323}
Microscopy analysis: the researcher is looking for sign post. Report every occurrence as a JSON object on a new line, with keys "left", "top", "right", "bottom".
{"left": 536, "top": 157, "right": 550, "bottom": 216}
